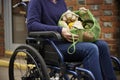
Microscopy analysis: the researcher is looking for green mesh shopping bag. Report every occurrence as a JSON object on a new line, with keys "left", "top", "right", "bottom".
{"left": 58, "top": 9, "right": 101, "bottom": 54}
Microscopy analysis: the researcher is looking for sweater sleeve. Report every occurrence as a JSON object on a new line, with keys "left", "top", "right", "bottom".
{"left": 27, "top": 0, "right": 62, "bottom": 33}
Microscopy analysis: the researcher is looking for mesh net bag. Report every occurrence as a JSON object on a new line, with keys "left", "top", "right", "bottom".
{"left": 58, "top": 8, "right": 101, "bottom": 54}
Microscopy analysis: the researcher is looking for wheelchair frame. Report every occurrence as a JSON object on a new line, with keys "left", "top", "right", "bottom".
{"left": 9, "top": 1, "right": 120, "bottom": 80}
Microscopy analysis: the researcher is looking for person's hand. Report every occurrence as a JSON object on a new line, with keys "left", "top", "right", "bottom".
{"left": 61, "top": 28, "right": 79, "bottom": 42}
{"left": 83, "top": 31, "right": 94, "bottom": 41}
{"left": 79, "top": 7, "right": 88, "bottom": 11}
{"left": 79, "top": 7, "right": 88, "bottom": 14}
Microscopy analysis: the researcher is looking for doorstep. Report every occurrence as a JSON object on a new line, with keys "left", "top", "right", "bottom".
{"left": 0, "top": 50, "right": 27, "bottom": 68}
{"left": 0, "top": 50, "right": 13, "bottom": 67}
{"left": 0, "top": 59, "right": 9, "bottom": 67}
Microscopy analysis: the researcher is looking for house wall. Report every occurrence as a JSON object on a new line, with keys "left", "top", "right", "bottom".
{"left": 0, "top": 0, "right": 120, "bottom": 57}
{"left": 0, "top": 0, "right": 4, "bottom": 56}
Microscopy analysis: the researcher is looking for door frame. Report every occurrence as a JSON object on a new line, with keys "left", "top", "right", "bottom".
{"left": 4, "top": 0, "right": 20, "bottom": 51}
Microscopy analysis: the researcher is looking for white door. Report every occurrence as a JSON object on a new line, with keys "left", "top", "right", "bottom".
{"left": 4, "top": 0, "right": 27, "bottom": 51}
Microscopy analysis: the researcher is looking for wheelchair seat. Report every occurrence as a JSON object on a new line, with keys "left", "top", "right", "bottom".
{"left": 26, "top": 31, "right": 96, "bottom": 80}
{"left": 26, "top": 31, "right": 62, "bottom": 65}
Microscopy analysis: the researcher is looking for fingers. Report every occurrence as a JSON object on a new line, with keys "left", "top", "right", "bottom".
{"left": 79, "top": 7, "right": 87, "bottom": 11}
{"left": 66, "top": 34, "right": 79, "bottom": 42}
{"left": 62, "top": 28, "right": 79, "bottom": 42}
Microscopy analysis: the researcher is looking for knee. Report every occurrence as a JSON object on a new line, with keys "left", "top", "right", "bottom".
{"left": 95, "top": 40, "right": 108, "bottom": 48}
{"left": 85, "top": 43, "right": 100, "bottom": 60}
{"left": 77, "top": 42, "right": 99, "bottom": 51}
{"left": 81, "top": 43, "right": 99, "bottom": 56}
{"left": 88, "top": 43, "right": 98, "bottom": 50}
{"left": 88, "top": 43, "right": 99, "bottom": 54}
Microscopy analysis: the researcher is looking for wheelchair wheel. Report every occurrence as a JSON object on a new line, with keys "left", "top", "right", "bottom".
{"left": 9, "top": 44, "right": 50, "bottom": 80}
{"left": 111, "top": 56, "right": 120, "bottom": 71}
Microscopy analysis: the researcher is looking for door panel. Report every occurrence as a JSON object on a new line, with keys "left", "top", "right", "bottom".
{"left": 4, "top": 0, "right": 27, "bottom": 51}
{"left": 12, "top": 14, "right": 27, "bottom": 43}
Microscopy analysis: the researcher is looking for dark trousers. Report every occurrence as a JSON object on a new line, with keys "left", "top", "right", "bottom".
{"left": 56, "top": 40, "right": 116, "bottom": 80}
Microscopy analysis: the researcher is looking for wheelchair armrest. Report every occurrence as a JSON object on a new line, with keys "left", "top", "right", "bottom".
{"left": 28, "top": 31, "right": 62, "bottom": 40}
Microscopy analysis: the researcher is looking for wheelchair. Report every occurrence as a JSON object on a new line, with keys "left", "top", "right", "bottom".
{"left": 9, "top": 1, "right": 120, "bottom": 80}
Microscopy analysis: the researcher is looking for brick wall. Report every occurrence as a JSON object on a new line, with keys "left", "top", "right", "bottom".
{"left": 0, "top": 0, "right": 120, "bottom": 57}
{"left": 0, "top": 0, "right": 4, "bottom": 56}
{"left": 65, "top": 0, "right": 120, "bottom": 56}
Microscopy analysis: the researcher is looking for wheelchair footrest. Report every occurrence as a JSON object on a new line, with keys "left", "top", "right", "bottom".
{"left": 66, "top": 62, "right": 81, "bottom": 70}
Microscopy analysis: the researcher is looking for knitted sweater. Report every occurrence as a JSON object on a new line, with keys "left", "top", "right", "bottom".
{"left": 27, "top": 0, "right": 67, "bottom": 33}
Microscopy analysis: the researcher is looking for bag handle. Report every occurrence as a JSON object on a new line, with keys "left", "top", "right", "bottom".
{"left": 67, "top": 10, "right": 95, "bottom": 54}
{"left": 67, "top": 34, "right": 78, "bottom": 54}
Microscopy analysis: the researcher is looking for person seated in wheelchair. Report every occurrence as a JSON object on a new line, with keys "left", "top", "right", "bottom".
{"left": 27, "top": 0, "right": 117, "bottom": 80}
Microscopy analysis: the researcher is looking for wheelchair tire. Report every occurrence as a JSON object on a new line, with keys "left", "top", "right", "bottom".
{"left": 9, "top": 44, "right": 50, "bottom": 80}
